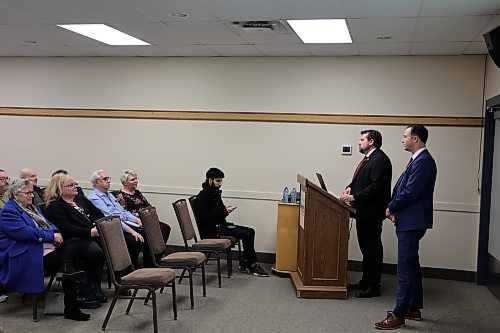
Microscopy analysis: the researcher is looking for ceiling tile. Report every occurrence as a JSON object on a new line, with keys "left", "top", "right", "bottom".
{"left": 344, "top": 0, "right": 421, "bottom": 18}
{"left": 464, "top": 42, "right": 488, "bottom": 54}
{"left": 358, "top": 42, "right": 410, "bottom": 55}
{"left": 421, "top": 0, "right": 500, "bottom": 17}
{"left": 0, "top": 0, "right": 153, "bottom": 23}
{"left": 410, "top": 42, "right": 470, "bottom": 55}
{"left": 415, "top": 16, "right": 491, "bottom": 42}
{"left": 305, "top": 44, "right": 358, "bottom": 56}
{"left": 163, "top": 45, "right": 218, "bottom": 56}
{"left": 122, "top": 0, "right": 218, "bottom": 22}
{"left": 206, "top": 44, "right": 262, "bottom": 56}
{"left": 349, "top": 18, "right": 417, "bottom": 43}
{"left": 197, "top": 0, "right": 275, "bottom": 21}
{"left": 0, "top": 4, "right": 45, "bottom": 24}
{"left": 265, "top": 0, "right": 346, "bottom": 20}
{"left": 254, "top": 44, "right": 311, "bottom": 56}
{"left": 112, "top": 21, "right": 246, "bottom": 45}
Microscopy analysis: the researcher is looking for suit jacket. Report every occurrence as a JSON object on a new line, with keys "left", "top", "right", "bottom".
{"left": 347, "top": 149, "right": 392, "bottom": 221}
{"left": 44, "top": 195, "right": 104, "bottom": 240}
{"left": 0, "top": 199, "right": 56, "bottom": 293}
{"left": 388, "top": 149, "right": 437, "bottom": 232}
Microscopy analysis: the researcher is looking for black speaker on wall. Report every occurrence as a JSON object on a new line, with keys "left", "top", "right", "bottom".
{"left": 484, "top": 25, "right": 500, "bottom": 68}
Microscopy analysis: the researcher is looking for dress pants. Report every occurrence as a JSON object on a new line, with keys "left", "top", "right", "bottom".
{"left": 356, "top": 219, "right": 383, "bottom": 287}
{"left": 393, "top": 229, "right": 426, "bottom": 318}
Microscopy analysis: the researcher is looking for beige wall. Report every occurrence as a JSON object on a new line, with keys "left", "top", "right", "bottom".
{"left": 0, "top": 56, "right": 485, "bottom": 271}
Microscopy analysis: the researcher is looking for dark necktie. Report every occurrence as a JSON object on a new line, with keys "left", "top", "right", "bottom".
{"left": 352, "top": 156, "right": 367, "bottom": 181}
{"left": 406, "top": 157, "right": 414, "bottom": 169}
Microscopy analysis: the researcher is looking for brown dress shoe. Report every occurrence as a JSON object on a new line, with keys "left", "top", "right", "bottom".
{"left": 386, "top": 309, "right": 422, "bottom": 321}
{"left": 375, "top": 313, "right": 405, "bottom": 330}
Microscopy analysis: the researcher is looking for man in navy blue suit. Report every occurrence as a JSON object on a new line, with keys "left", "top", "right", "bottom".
{"left": 375, "top": 125, "right": 437, "bottom": 330}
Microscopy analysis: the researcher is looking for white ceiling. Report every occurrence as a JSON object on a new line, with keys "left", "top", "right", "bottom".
{"left": 0, "top": 0, "right": 499, "bottom": 57}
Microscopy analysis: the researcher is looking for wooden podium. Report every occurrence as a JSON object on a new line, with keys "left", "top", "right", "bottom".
{"left": 290, "top": 174, "right": 355, "bottom": 299}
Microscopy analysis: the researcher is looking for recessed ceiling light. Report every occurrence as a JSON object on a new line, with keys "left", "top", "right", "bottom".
{"left": 169, "top": 12, "right": 189, "bottom": 18}
{"left": 287, "top": 19, "right": 352, "bottom": 43}
{"left": 57, "top": 24, "right": 150, "bottom": 46}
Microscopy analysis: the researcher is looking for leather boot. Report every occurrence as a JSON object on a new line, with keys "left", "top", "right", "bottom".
{"left": 62, "top": 276, "right": 90, "bottom": 321}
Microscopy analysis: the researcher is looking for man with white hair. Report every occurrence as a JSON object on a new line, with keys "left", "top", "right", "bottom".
{"left": 87, "top": 170, "right": 144, "bottom": 268}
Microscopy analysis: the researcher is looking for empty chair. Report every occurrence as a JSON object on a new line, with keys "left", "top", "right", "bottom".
{"left": 96, "top": 216, "right": 177, "bottom": 333}
{"left": 172, "top": 199, "right": 232, "bottom": 288}
{"left": 139, "top": 206, "right": 206, "bottom": 309}
{"left": 189, "top": 195, "right": 243, "bottom": 264}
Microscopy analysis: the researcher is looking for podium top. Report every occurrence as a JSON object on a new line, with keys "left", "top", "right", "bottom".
{"left": 297, "top": 174, "right": 356, "bottom": 214}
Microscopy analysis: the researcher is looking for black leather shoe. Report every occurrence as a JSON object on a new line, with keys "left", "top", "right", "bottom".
{"left": 100, "top": 294, "right": 108, "bottom": 303}
{"left": 119, "top": 289, "right": 132, "bottom": 297}
{"left": 348, "top": 281, "right": 367, "bottom": 290}
{"left": 356, "top": 285, "right": 381, "bottom": 298}
{"left": 64, "top": 308, "right": 91, "bottom": 321}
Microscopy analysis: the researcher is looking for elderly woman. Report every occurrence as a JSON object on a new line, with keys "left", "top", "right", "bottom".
{"left": 114, "top": 170, "right": 171, "bottom": 244}
{"left": 0, "top": 178, "right": 90, "bottom": 321}
{"left": 44, "top": 173, "right": 106, "bottom": 303}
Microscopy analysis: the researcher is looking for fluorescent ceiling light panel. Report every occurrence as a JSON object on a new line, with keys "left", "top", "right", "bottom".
{"left": 57, "top": 24, "right": 150, "bottom": 45}
{"left": 287, "top": 19, "right": 352, "bottom": 43}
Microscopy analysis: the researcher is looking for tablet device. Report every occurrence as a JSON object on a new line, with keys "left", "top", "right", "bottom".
{"left": 316, "top": 173, "right": 328, "bottom": 192}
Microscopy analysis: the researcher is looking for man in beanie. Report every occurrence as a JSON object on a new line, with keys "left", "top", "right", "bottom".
{"left": 194, "top": 167, "right": 268, "bottom": 277}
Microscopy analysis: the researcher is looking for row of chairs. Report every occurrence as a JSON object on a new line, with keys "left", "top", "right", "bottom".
{"left": 95, "top": 197, "right": 242, "bottom": 333}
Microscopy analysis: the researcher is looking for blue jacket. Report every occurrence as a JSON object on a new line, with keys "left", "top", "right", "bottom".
{"left": 388, "top": 149, "right": 437, "bottom": 232}
{"left": 0, "top": 199, "right": 57, "bottom": 293}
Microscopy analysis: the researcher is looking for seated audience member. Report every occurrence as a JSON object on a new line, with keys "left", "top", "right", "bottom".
{"left": 86, "top": 170, "right": 145, "bottom": 267}
{"left": 20, "top": 168, "right": 45, "bottom": 207}
{"left": 51, "top": 169, "right": 85, "bottom": 196}
{"left": 0, "top": 178, "right": 90, "bottom": 320}
{"left": 114, "top": 170, "right": 171, "bottom": 244}
{"left": 194, "top": 167, "right": 268, "bottom": 277}
{"left": 0, "top": 169, "right": 9, "bottom": 209}
{"left": 44, "top": 173, "right": 107, "bottom": 302}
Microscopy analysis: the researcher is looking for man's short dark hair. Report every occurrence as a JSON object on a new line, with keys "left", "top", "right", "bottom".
{"left": 360, "top": 129, "right": 382, "bottom": 148}
{"left": 407, "top": 125, "right": 429, "bottom": 144}
{"left": 206, "top": 167, "right": 225, "bottom": 180}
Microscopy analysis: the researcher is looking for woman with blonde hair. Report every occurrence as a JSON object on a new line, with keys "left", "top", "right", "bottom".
{"left": 44, "top": 173, "right": 107, "bottom": 304}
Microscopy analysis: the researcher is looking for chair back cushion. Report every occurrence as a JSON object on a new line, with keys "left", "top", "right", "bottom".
{"left": 139, "top": 206, "right": 167, "bottom": 256}
{"left": 172, "top": 199, "right": 196, "bottom": 241}
{"left": 96, "top": 216, "right": 132, "bottom": 272}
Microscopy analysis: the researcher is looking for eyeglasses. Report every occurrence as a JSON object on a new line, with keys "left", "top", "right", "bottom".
{"left": 18, "top": 191, "right": 34, "bottom": 196}
{"left": 63, "top": 182, "right": 79, "bottom": 188}
{"left": 101, "top": 177, "right": 111, "bottom": 182}
{"left": 0, "top": 177, "right": 10, "bottom": 182}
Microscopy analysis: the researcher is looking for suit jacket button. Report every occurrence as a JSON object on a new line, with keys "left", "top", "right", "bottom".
{"left": 38, "top": 237, "right": 43, "bottom": 242}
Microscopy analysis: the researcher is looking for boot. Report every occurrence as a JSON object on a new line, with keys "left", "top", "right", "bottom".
{"left": 61, "top": 263, "right": 86, "bottom": 283}
{"left": 62, "top": 276, "right": 90, "bottom": 321}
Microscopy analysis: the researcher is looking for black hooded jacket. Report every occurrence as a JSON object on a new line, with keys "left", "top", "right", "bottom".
{"left": 194, "top": 181, "right": 229, "bottom": 238}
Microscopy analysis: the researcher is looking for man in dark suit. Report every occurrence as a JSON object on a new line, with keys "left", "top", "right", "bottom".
{"left": 340, "top": 129, "right": 392, "bottom": 298}
{"left": 375, "top": 125, "right": 437, "bottom": 330}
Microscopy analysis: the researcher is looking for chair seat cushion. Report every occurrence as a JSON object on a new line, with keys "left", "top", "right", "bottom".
{"left": 192, "top": 238, "right": 231, "bottom": 250}
{"left": 121, "top": 268, "right": 176, "bottom": 287}
{"left": 161, "top": 252, "right": 206, "bottom": 266}
{"left": 220, "top": 235, "right": 238, "bottom": 243}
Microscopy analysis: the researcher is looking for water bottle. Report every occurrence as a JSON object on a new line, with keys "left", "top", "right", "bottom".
{"left": 290, "top": 188, "right": 297, "bottom": 203}
{"left": 282, "top": 187, "right": 289, "bottom": 203}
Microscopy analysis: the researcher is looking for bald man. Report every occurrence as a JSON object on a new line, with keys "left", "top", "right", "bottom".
{"left": 20, "top": 168, "right": 45, "bottom": 207}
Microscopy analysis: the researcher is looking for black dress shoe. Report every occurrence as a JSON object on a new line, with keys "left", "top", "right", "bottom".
{"left": 64, "top": 308, "right": 91, "bottom": 321}
{"left": 356, "top": 285, "right": 381, "bottom": 298}
{"left": 348, "top": 281, "right": 367, "bottom": 290}
{"left": 100, "top": 294, "right": 108, "bottom": 303}
{"left": 119, "top": 289, "right": 132, "bottom": 297}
